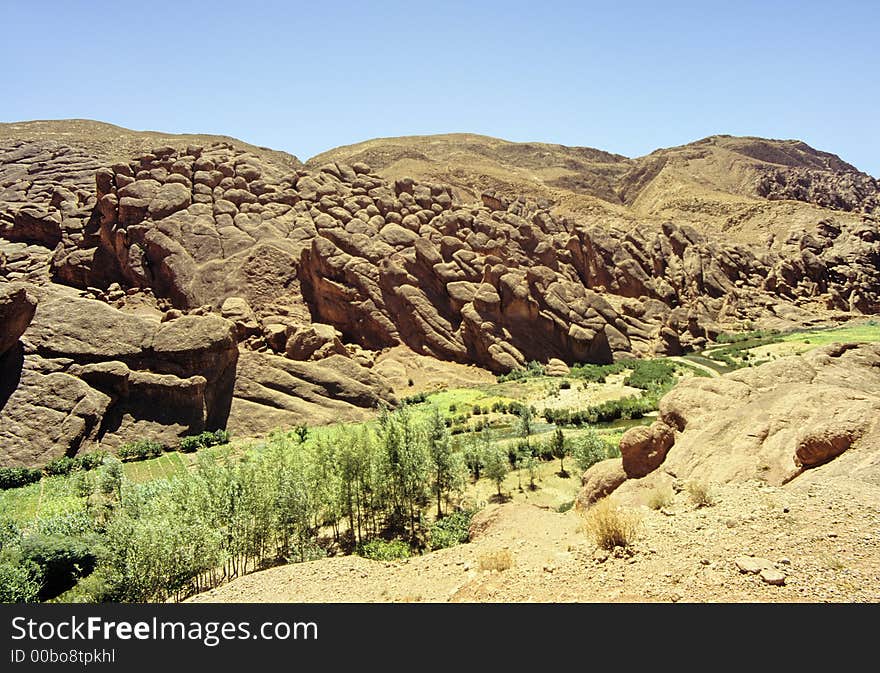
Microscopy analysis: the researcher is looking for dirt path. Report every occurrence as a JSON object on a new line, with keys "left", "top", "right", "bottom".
{"left": 670, "top": 356, "right": 721, "bottom": 378}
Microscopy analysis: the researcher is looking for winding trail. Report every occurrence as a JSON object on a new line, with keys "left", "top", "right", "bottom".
{"left": 669, "top": 356, "right": 721, "bottom": 378}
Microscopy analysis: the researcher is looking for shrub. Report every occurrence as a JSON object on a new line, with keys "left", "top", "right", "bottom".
{"left": 75, "top": 451, "right": 108, "bottom": 471}
{"left": 429, "top": 510, "right": 474, "bottom": 550}
{"left": 556, "top": 499, "right": 575, "bottom": 513}
{"left": 44, "top": 456, "right": 77, "bottom": 477}
{"left": 544, "top": 394, "right": 657, "bottom": 426}
{"left": 624, "top": 359, "right": 677, "bottom": 390}
{"left": 293, "top": 424, "right": 309, "bottom": 443}
{"left": 478, "top": 549, "right": 513, "bottom": 572}
{"left": 177, "top": 436, "right": 201, "bottom": 453}
{"left": 401, "top": 391, "right": 427, "bottom": 405}
{"left": 581, "top": 498, "right": 641, "bottom": 550}
{"left": 572, "top": 429, "right": 608, "bottom": 472}
{"left": 686, "top": 480, "right": 715, "bottom": 507}
{"left": 0, "top": 558, "right": 42, "bottom": 603}
{"left": 0, "top": 467, "right": 43, "bottom": 490}
{"left": 646, "top": 484, "right": 674, "bottom": 510}
{"left": 118, "top": 439, "right": 164, "bottom": 462}
{"left": 496, "top": 360, "right": 545, "bottom": 383}
{"left": 178, "top": 429, "right": 230, "bottom": 453}
{"left": 559, "top": 379, "right": 571, "bottom": 390}
{"left": 358, "top": 539, "right": 411, "bottom": 561}
{"left": 19, "top": 534, "right": 98, "bottom": 601}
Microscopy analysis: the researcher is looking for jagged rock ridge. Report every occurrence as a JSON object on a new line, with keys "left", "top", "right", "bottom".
{"left": 1, "top": 122, "right": 879, "bottom": 466}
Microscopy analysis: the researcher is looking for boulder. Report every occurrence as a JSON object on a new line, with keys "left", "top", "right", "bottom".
{"left": 615, "top": 344, "right": 880, "bottom": 490}
{"left": 545, "top": 358, "right": 571, "bottom": 376}
{"left": 0, "top": 284, "right": 37, "bottom": 356}
{"left": 220, "top": 296, "right": 260, "bottom": 340}
{"left": 285, "top": 323, "right": 347, "bottom": 361}
{"left": 575, "top": 459, "right": 628, "bottom": 509}
{"left": 619, "top": 421, "right": 676, "bottom": 478}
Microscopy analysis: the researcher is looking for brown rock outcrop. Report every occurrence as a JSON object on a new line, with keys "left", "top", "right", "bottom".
{"left": 580, "top": 344, "right": 880, "bottom": 507}
{"left": 619, "top": 421, "right": 676, "bottom": 479}
{"left": 576, "top": 459, "right": 629, "bottom": 509}
{"left": 0, "top": 283, "right": 36, "bottom": 356}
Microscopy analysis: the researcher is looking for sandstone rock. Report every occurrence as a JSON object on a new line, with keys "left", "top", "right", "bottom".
{"left": 220, "top": 296, "right": 260, "bottom": 340}
{"left": 735, "top": 556, "right": 774, "bottom": 574}
{"left": 759, "top": 568, "right": 786, "bottom": 586}
{"left": 795, "top": 422, "right": 862, "bottom": 467}
{"left": 613, "top": 344, "right": 880, "bottom": 491}
{"left": 285, "top": 323, "right": 347, "bottom": 361}
{"left": 0, "top": 285, "right": 238, "bottom": 465}
{"left": 576, "top": 459, "right": 627, "bottom": 509}
{"left": 545, "top": 358, "right": 570, "bottom": 376}
{"left": 0, "top": 284, "right": 37, "bottom": 356}
{"left": 228, "top": 350, "right": 395, "bottom": 436}
{"left": 619, "top": 421, "right": 675, "bottom": 478}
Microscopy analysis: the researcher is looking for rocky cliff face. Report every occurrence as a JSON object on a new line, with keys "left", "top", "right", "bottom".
{"left": 1, "top": 123, "right": 878, "bottom": 466}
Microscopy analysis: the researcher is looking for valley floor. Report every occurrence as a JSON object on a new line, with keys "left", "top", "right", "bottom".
{"left": 189, "top": 450, "right": 880, "bottom": 603}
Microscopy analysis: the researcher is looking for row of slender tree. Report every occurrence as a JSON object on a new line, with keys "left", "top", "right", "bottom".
{"left": 2, "top": 403, "right": 615, "bottom": 603}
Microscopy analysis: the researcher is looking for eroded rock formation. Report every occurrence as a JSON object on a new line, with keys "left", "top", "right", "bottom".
{"left": 2, "top": 125, "right": 879, "bottom": 467}
{"left": 577, "top": 343, "right": 880, "bottom": 504}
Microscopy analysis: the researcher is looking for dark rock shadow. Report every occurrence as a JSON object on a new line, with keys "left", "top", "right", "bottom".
{"left": 0, "top": 342, "right": 24, "bottom": 413}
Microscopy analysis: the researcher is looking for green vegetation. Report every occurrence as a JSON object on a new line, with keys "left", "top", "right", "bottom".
{"left": 357, "top": 539, "right": 411, "bottom": 561}
{"left": 543, "top": 394, "right": 658, "bottom": 426}
{"left": 428, "top": 509, "right": 474, "bottom": 550}
{"left": 178, "top": 429, "right": 230, "bottom": 453}
{"left": 572, "top": 427, "right": 613, "bottom": 472}
{"left": 702, "top": 321, "right": 880, "bottom": 369}
{"left": 1, "top": 451, "right": 110, "bottom": 491}
{"left": 496, "top": 360, "right": 545, "bottom": 382}
{"left": 569, "top": 361, "right": 628, "bottom": 383}
{"left": 4, "top": 352, "right": 696, "bottom": 603}
{"left": 779, "top": 321, "right": 880, "bottom": 347}
{"left": 715, "top": 329, "right": 780, "bottom": 344}
{"left": 622, "top": 359, "right": 677, "bottom": 390}
{"left": 0, "top": 467, "right": 43, "bottom": 490}
{"left": 118, "top": 440, "right": 164, "bottom": 462}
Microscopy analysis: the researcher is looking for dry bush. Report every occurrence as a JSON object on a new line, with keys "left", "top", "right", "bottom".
{"left": 478, "top": 549, "right": 513, "bottom": 572}
{"left": 646, "top": 484, "right": 674, "bottom": 510}
{"left": 581, "top": 497, "right": 641, "bottom": 550}
{"left": 686, "top": 479, "right": 715, "bottom": 507}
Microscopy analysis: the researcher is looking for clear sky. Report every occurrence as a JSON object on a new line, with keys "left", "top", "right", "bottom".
{"left": 2, "top": 0, "right": 877, "bottom": 175}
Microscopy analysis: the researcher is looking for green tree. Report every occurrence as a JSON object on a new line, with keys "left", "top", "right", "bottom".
{"left": 524, "top": 453, "right": 539, "bottom": 490}
{"left": 517, "top": 404, "right": 534, "bottom": 451}
{"left": 572, "top": 427, "right": 607, "bottom": 472}
{"left": 551, "top": 427, "right": 571, "bottom": 477}
{"left": 483, "top": 446, "right": 508, "bottom": 497}
{"left": 463, "top": 430, "right": 484, "bottom": 482}
{"left": 427, "top": 406, "right": 454, "bottom": 517}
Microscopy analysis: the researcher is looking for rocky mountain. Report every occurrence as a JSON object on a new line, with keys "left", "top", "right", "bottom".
{"left": 1, "top": 120, "right": 878, "bottom": 466}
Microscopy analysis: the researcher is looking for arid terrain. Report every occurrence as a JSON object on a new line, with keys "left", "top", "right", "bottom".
{"left": 1, "top": 119, "right": 879, "bottom": 603}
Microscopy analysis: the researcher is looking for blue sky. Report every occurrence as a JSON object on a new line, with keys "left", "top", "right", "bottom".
{"left": 2, "top": 1, "right": 877, "bottom": 175}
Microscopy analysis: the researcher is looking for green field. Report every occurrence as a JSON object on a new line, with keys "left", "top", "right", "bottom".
{"left": 780, "top": 321, "right": 880, "bottom": 347}
{"left": 122, "top": 451, "right": 191, "bottom": 483}
{"left": 699, "top": 320, "right": 880, "bottom": 369}
{"left": 0, "top": 474, "right": 85, "bottom": 526}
